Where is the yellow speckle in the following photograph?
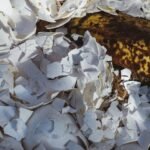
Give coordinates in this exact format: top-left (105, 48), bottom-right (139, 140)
top-left (144, 63), bottom-right (148, 72)
top-left (143, 56), bottom-right (150, 62)
top-left (133, 40), bottom-right (148, 51)
top-left (134, 57), bottom-right (139, 63)
top-left (136, 50), bottom-right (142, 55)
top-left (113, 43), bottom-right (117, 48)
top-left (118, 41), bottom-right (123, 49)
top-left (139, 40), bottom-right (145, 46)
top-left (116, 49), bottom-right (120, 55)
top-left (143, 46), bottom-right (148, 51)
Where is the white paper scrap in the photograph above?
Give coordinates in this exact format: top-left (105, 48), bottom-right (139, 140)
top-left (138, 130), bottom-right (150, 150)
top-left (88, 129), bottom-right (103, 143)
top-left (121, 68), bottom-right (131, 81)
top-left (84, 110), bottom-right (98, 130)
top-left (116, 127), bottom-right (138, 146)
top-left (0, 106), bottom-right (16, 127)
top-left (66, 140), bottom-right (84, 150)
top-left (19, 108), bottom-right (33, 123)
top-left (103, 128), bottom-right (115, 139)
top-left (49, 76), bottom-right (77, 91)
top-left (14, 85), bottom-right (37, 103)
top-left (62, 106), bottom-right (77, 114)
top-left (47, 62), bottom-right (63, 78)
top-left (51, 98), bottom-right (66, 112)
top-left (4, 119), bottom-right (27, 141)
top-left (107, 101), bottom-right (122, 120)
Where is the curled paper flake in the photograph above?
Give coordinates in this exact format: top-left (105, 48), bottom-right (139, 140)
top-left (97, 0), bottom-right (150, 19)
top-left (29, 0), bottom-right (88, 30)
top-left (142, 0), bottom-right (150, 19)
top-left (28, 0), bottom-right (58, 22)
top-left (0, 0), bottom-right (36, 45)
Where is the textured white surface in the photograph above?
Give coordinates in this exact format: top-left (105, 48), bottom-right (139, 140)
top-left (0, 1), bottom-right (150, 149)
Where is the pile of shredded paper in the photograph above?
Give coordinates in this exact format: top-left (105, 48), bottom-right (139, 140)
top-left (0, 0), bottom-right (150, 150)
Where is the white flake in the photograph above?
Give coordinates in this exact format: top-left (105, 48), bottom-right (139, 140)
top-left (88, 129), bottom-right (103, 143)
top-left (103, 128), bottom-right (115, 139)
top-left (66, 141), bottom-right (84, 150)
top-left (49, 76), bottom-right (77, 91)
top-left (107, 101), bottom-right (122, 120)
top-left (121, 68), bottom-right (131, 81)
top-left (51, 98), bottom-right (66, 112)
top-left (19, 108), bottom-right (33, 123)
top-left (116, 127), bottom-right (138, 146)
top-left (47, 62), bottom-right (63, 78)
top-left (62, 106), bottom-right (77, 114)
top-left (138, 130), bottom-right (150, 149)
top-left (14, 85), bottom-right (37, 103)
top-left (4, 119), bottom-right (27, 141)
top-left (0, 106), bottom-right (16, 127)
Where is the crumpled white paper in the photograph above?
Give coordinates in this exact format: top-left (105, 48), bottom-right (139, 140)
top-left (3, 31), bottom-right (112, 109)
top-left (0, 25), bottom-right (150, 149)
top-left (0, 31), bottom-right (114, 149)
top-left (0, 0), bottom-right (150, 59)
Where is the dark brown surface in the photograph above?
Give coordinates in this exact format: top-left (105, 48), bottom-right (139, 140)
top-left (66, 11), bottom-right (150, 81)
